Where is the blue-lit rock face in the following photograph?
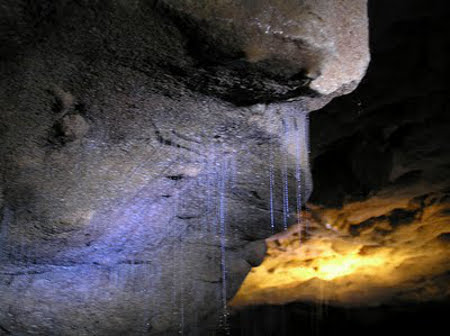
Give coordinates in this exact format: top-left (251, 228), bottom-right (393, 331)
top-left (0, 1), bottom-right (369, 335)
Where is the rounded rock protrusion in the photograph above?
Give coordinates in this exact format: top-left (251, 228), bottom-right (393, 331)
top-left (54, 114), bottom-right (89, 144)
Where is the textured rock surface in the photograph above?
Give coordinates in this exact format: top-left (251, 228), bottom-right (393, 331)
top-left (162, 0), bottom-right (369, 97)
top-left (233, 197), bottom-right (450, 306)
top-left (0, 1), bottom-right (369, 335)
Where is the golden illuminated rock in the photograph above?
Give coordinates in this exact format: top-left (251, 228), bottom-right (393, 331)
top-left (232, 192), bottom-right (450, 307)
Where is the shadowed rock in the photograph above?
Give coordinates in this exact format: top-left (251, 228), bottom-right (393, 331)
top-left (0, 1), bottom-right (369, 335)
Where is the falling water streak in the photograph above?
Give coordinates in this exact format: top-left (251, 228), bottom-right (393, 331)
top-left (230, 154), bottom-right (237, 189)
top-left (303, 112), bottom-right (312, 233)
top-left (293, 116), bottom-right (303, 240)
top-left (205, 158), bottom-right (213, 235)
top-left (305, 113), bottom-right (310, 155)
top-left (171, 248), bottom-right (177, 330)
top-left (203, 147), bottom-right (231, 332)
top-left (211, 150), bottom-right (220, 237)
top-left (218, 154), bottom-right (230, 334)
top-left (197, 172), bottom-right (206, 238)
top-left (176, 192), bottom-right (185, 336)
top-left (140, 263), bottom-right (152, 335)
top-left (179, 239), bottom-right (185, 336)
top-left (204, 153), bottom-right (210, 235)
top-left (215, 159), bottom-right (223, 240)
top-left (268, 142), bottom-right (275, 233)
top-left (171, 197), bottom-right (180, 333)
top-left (281, 117), bottom-right (290, 230)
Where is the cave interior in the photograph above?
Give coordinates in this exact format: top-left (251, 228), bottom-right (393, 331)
top-left (0, 0), bottom-right (449, 335)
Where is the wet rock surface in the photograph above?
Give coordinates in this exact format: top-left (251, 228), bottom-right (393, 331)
top-left (0, 1), bottom-right (369, 335)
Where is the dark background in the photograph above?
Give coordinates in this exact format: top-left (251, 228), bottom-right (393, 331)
top-left (230, 0), bottom-right (449, 335)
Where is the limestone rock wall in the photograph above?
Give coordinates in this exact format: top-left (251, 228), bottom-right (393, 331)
top-left (0, 1), bottom-right (369, 335)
